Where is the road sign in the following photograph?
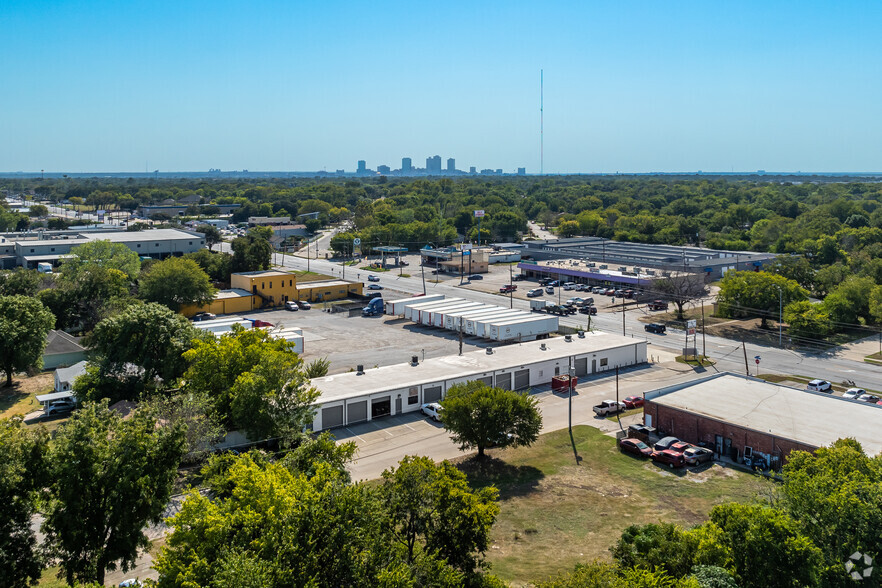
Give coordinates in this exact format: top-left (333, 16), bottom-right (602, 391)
top-left (686, 319), bottom-right (697, 328)
top-left (352, 238), bottom-right (361, 246)
top-left (474, 210), bottom-right (485, 218)
top-left (754, 355), bottom-right (761, 365)
top-left (687, 327), bottom-right (696, 336)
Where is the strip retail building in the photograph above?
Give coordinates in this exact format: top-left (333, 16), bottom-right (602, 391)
top-left (309, 333), bottom-right (647, 431)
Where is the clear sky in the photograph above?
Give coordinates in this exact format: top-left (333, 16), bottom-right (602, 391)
top-left (2, 1), bottom-right (880, 174)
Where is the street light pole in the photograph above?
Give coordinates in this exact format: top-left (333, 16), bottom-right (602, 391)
top-left (777, 286), bottom-right (782, 347)
top-left (568, 357), bottom-right (574, 433)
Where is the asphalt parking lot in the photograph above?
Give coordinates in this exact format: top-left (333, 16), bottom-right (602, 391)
top-left (236, 301), bottom-right (499, 375)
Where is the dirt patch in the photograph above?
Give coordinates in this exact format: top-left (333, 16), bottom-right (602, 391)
top-left (0, 372), bottom-right (54, 419)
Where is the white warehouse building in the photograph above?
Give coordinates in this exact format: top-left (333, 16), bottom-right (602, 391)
top-left (309, 332), bottom-right (647, 430)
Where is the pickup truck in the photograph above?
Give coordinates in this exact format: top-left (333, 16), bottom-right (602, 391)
top-left (593, 400), bottom-right (625, 416)
top-left (647, 300), bottom-right (669, 311)
top-left (499, 284), bottom-right (517, 293)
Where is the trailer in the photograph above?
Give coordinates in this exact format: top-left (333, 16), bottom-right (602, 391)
top-left (422, 302), bottom-right (484, 327)
top-left (487, 315), bottom-right (559, 342)
top-left (433, 303), bottom-right (490, 328)
top-left (530, 299), bottom-right (550, 311)
top-left (404, 298), bottom-right (463, 322)
top-left (442, 305), bottom-right (499, 330)
top-left (386, 294), bottom-right (445, 316)
top-left (467, 310), bottom-right (528, 336)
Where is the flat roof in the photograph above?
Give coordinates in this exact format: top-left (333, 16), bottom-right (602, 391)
top-left (22, 254), bottom-right (77, 262)
top-left (216, 288), bottom-right (253, 299)
top-left (647, 373), bottom-right (882, 456)
top-left (18, 238), bottom-right (90, 247)
top-left (297, 280), bottom-right (358, 289)
top-left (233, 270), bottom-right (292, 277)
top-left (36, 391), bottom-right (75, 403)
top-left (82, 229), bottom-right (202, 242)
top-left (311, 333), bottom-right (637, 403)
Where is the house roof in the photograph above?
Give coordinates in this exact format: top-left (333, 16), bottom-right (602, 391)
top-left (54, 360), bottom-right (88, 386)
top-left (45, 331), bottom-right (86, 356)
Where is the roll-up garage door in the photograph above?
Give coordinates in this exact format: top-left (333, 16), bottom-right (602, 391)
top-left (321, 405), bottom-right (344, 429)
top-left (575, 358), bottom-right (588, 377)
top-left (477, 376), bottom-right (493, 387)
top-left (347, 400), bottom-right (368, 424)
top-left (424, 386), bottom-right (442, 403)
top-left (495, 372), bottom-right (512, 390)
top-left (514, 369), bottom-right (530, 390)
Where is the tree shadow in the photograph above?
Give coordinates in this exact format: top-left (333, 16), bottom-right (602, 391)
top-left (569, 428), bottom-right (583, 466)
top-left (456, 456), bottom-right (545, 500)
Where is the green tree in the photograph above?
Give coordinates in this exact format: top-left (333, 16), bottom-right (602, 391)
top-left (766, 255), bottom-right (815, 290)
top-left (196, 224), bottom-right (222, 251)
top-left (229, 351), bottom-right (319, 442)
top-left (821, 275), bottom-right (875, 325)
top-left (154, 454), bottom-right (463, 588)
top-left (781, 439), bottom-right (882, 587)
top-left (0, 268), bottom-right (43, 297)
top-left (39, 265), bottom-right (132, 332)
top-left (687, 566), bottom-right (738, 588)
top-left (441, 381), bottom-right (542, 458)
top-left (62, 239), bottom-right (141, 279)
top-left (0, 295), bottom-right (55, 387)
top-left (185, 248), bottom-right (232, 283)
top-left (87, 302), bottom-right (199, 388)
top-left (654, 274), bottom-right (710, 321)
top-left (782, 300), bottom-right (833, 338)
top-left (28, 204), bottom-right (48, 217)
top-left (716, 271), bottom-right (808, 329)
top-left (535, 561), bottom-right (623, 588)
top-left (613, 523), bottom-right (699, 578)
top-left (557, 220), bottom-right (581, 237)
top-left (281, 431), bottom-right (357, 482)
top-left (231, 232), bottom-right (272, 272)
top-left (138, 256), bottom-right (216, 311)
top-left (182, 325), bottom-right (300, 425)
top-left (142, 391), bottom-right (225, 463)
top-left (380, 456), bottom-right (500, 575)
top-left (305, 356), bottom-right (331, 378)
top-left (0, 418), bottom-right (48, 588)
top-left (42, 400), bottom-right (185, 585)
top-left (708, 503), bottom-right (822, 588)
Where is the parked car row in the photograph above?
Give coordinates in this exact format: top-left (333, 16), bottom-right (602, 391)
top-left (619, 434), bottom-right (713, 468)
top-left (285, 300), bottom-right (312, 311)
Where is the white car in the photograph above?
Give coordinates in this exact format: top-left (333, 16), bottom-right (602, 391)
top-left (806, 379), bottom-right (832, 393)
top-left (421, 402), bottom-right (442, 421)
top-left (843, 388), bottom-right (867, 400)
top-left (46, 399), bottom-right (76, 415)
top-left (119, 580), bottom-right (140, 588)
top-left (285, 301), bottom-right (299, 311)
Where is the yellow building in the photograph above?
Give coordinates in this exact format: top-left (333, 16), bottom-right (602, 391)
top-left (230, 270), bottom-right (299, 306)
top-left (181, 271), bottom-right (364, 317)
top-left (296, 279), bottom-right (363, 302)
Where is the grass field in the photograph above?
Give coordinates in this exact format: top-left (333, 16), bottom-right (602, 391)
top-left (457, 426), bottom-right (767, 586)
top-left (0, 372), bottom-right (53, 419)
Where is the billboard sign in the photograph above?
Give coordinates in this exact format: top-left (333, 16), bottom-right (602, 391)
top-left (474, 210), bottom-right (485, 218)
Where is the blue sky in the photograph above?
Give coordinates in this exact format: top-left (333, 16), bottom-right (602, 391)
top-left (2, 1), bottom-right (880, 173)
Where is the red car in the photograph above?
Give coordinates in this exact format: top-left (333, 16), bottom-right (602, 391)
top-left (619, 438), bottom-right (653, 458)
top-left (499, 284), bottom-right (517, 293)
top-left (669, 441), bottom-right (692, 454)
top-left (623, 396), bottom-right (644, 409)
top-left (652, 449), bottom-right (686, 468)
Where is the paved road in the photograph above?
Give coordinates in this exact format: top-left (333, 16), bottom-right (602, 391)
top-left (255, 251), bottom-right (881, 391)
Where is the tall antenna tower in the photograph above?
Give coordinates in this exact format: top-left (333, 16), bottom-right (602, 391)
top-left (540, 69), bottom-right (544, 175)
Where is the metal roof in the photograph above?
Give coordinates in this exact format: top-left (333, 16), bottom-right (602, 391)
top-left (646, 373), bottom-right (882, 456)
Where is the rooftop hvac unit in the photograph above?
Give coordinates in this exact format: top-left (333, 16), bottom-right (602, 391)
top-left (599, 264), bottom-right (608, 269)
top-left (618, 266), bottom-right (627, 272)
top-left (587, 262), bottom-right (595, 267)
top-left (646, 270), bottom-right (656, 275)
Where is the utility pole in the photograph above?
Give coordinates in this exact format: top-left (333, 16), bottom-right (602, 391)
top-left (615, 366), bottom-right (623, 432)
top-left (458, 316), bottom-right (464, 356)
top-left (742, 342), bottom-right (749, 376)
top-left (568, 356), bottom-right (574, 433)
top-left (622, 298), bottom-right (626, 336)
top-left (701, 303), bottom-right (706, 358)
top-left (778, 286), bottom-right (783, 347)
top-left (421, 257), bottom-right (426, 295)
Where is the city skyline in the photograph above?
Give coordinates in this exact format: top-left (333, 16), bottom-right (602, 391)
top-left (2, 1), bottom-right (882, 173)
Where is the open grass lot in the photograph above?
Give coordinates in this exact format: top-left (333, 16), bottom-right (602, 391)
top-left (0, 372), bottom-right (54, 419)
top-left (457, 426), bottom-right (767, 587)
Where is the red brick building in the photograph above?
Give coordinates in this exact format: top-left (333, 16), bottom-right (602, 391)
top-left (643, 373), bottom-right (882, 470)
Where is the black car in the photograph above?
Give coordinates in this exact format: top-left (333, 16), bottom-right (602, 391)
top-left (579, 305), bottom-right (597, 315)
top-left (468, 274), bottom-right (483, 280)
top-left (644, 323), bottom-right (666, 334)
top-left (512, 274), bottom-right (526, 281)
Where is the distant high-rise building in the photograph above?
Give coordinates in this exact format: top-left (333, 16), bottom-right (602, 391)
top-left (469, 166), bottom-right (477, 174)
top-left (377, 165), bottom-right (391, 175)
top-left (517, 167), bottom-right (526, 176)
top-left (495, 169), bottom-right (503, 175)
top-left (426, 155), bottom-right (442, 174)
top-left (402, 157), bottom-right (412, 173)
top-left (357, 160), bottom-right (367, 174)
top-left (446, 158), bottom-right (455, 172)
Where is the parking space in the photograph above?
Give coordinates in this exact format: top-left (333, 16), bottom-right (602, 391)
top-left (227, 303), bottom-right (494, 375)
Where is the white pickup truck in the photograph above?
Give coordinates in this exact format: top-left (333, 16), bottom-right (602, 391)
top-left (593, 400), bottom-right (625, 416)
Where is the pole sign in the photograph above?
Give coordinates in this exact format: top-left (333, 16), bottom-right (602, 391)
top-left (754, 355), bottom-right (761, 366)
top-left (686, 319), bottom-right (697, 336)
top-left (352, 238), bottom-right (361, 246)
top-left (474, 210), bottom-right (485, 218)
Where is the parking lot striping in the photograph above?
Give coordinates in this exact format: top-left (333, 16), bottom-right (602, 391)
top-left (343, 428), bottom-right (366, 443)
